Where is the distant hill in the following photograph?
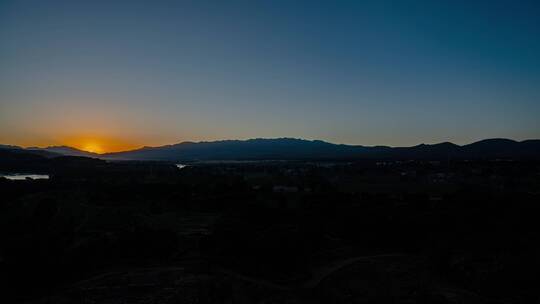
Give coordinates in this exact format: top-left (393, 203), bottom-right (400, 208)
top-left (0, 145), bottom-right (61, 159)
top-left (0, 144), bottom-right (23, 150)
top-left (2, 138), bottom-right (539, 162)
top-left (0, 145), bottom-right (100, 158)
top-left (0, 147), bottom-right (105, 173)
top-left (101, 138), bottom-right (540, 161)
top-left (102, 138), bottom-right (368, 161)
top-left (0, 147), bottom-right (58, 173)
top-left (38, 146), bottom-right (101, 158)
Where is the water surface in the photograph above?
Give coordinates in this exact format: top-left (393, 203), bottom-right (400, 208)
top-left (0, 174), bottom-right (49, 180)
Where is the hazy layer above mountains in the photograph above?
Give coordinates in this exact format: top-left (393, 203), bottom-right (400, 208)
top-left (2, 138), bottom-right (540, 161)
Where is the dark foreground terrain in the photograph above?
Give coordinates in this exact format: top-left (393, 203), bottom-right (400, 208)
top-left (1, 154), bottom-right (540, 303)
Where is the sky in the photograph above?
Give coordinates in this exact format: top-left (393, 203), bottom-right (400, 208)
top-left (1, 0), bottom-right (539, 152)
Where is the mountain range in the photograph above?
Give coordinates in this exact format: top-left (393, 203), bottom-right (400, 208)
top-left (1, 138), bottom-right (540, 161)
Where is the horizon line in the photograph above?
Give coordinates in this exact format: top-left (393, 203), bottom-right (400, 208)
top-left (2, 137), bottom-right (539, 155)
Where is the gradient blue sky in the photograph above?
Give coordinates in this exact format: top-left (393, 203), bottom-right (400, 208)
top-left (1, 0), bottom-right (539, 151)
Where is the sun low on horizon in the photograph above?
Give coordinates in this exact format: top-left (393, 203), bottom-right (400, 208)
top-left (80, 141), bottom-right (107, 154)
top-left (61, 137), bottom-right (142, 154)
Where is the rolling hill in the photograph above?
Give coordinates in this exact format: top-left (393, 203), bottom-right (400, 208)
top-left (101, 138), bottom-right (540, 161)
top-left (2, 138), bottom-right (539, 162)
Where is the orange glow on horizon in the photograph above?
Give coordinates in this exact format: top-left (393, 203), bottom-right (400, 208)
top-left (61, 136), bottom-right (141, 154)
top-left (81, 142), bottom-right (104, 154)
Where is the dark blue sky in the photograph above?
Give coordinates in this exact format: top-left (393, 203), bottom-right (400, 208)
top-left (1, 0), bottom-right (539, 151)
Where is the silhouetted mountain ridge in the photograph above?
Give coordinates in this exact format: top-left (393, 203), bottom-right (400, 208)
top-left (1, 138), bottom-right (539, 161)
top-left (100, 138), bottom-right (540, 161)
top-left (40, 146), bottom-right (100, 158)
